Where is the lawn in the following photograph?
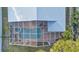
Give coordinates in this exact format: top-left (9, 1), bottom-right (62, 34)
top-left (3, 45), bottom-right (50, 52)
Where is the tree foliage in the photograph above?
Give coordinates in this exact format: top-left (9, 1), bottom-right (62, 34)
top-left (71, 10), bottom-right (79, 41)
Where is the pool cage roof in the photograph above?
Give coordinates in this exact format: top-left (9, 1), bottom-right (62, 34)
top-left (8, 7), bottom-right (65, 22)
top-left (8, 7), bottom-right (65, 47)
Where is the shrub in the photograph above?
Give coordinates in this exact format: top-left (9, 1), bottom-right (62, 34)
top-left (63, 27), bottom-right (72, 40)
top-left (50, 39), bottom-right (79, 52)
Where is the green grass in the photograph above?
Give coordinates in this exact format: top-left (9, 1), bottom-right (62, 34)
top-left (4, 45), bottom-right (50, 52)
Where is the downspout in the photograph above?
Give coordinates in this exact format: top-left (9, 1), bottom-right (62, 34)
top-left (0, 7), bottom-right (2, 52)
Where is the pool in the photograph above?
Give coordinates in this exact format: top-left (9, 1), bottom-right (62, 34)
top-left (15, 27), bottom-right (42, 39)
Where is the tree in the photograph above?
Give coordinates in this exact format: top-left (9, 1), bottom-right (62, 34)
top-left (71, 9), bottom-right (79, 41)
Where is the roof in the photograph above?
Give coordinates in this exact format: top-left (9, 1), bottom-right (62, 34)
top-left (8, 7), bottom-right (65, 22)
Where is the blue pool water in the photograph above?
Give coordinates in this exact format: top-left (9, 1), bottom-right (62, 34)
top-left (15, 27), bottom-right (42, 39)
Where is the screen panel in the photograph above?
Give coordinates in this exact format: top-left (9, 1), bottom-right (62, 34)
top-left (8, 7), bottom-right (37, 22)
top-left (0, 8), bottom-right (2, 51)
top-left (37, 7), bottom-right (65, 21)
